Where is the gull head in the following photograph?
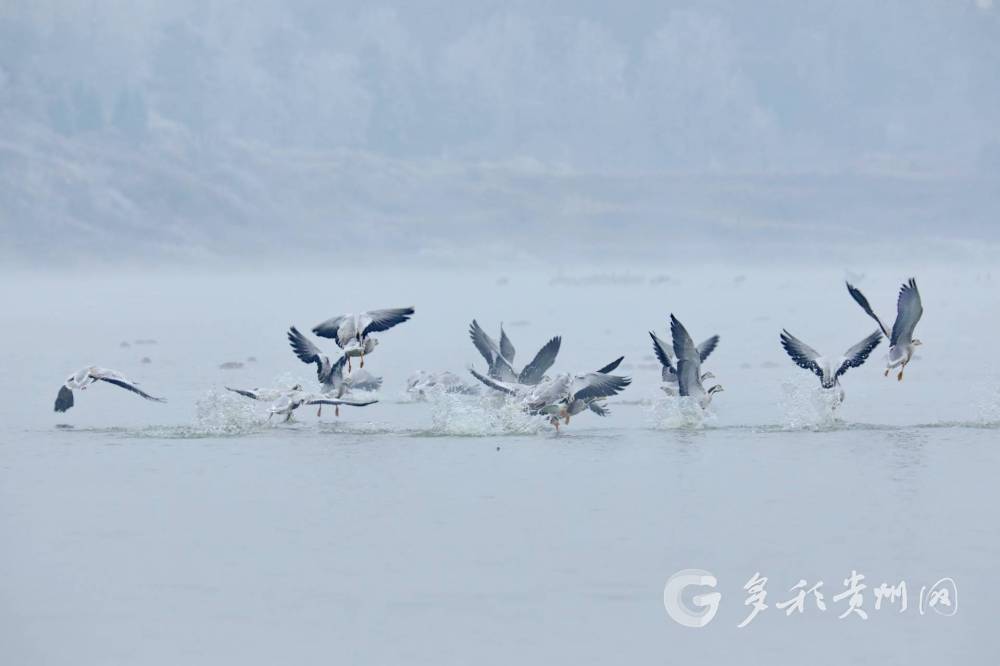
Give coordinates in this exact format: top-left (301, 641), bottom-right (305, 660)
top-left (912, 339), bottom-right (923, 347)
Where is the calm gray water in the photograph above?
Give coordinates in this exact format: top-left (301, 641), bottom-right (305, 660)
top-left (2, 267), bottom-right (997, 664)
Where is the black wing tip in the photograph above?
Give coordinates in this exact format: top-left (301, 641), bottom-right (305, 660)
top-left (54, 386), bottom-right (74, 412)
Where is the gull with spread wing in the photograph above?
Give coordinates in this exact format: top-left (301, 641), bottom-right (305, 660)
top-left (779, 329), bottom-right (882, 403)
top-left (469, 319), bottom-right (561, 385)
top-left (845, 278), bottom-right (923, 381)
top-left (669, 315), bottom-right (724, 409)
top-left (312, 307), bottom-right (415, 370)
top-left (470, 356), bottom-right (630, 431)
top-left (55, 366), bottom-right (166, 412)
top-left (650, 325), bottom-right (719, 395)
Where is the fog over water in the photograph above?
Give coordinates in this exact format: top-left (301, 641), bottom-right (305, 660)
top-left (2, 2), bottom-right (999, 664)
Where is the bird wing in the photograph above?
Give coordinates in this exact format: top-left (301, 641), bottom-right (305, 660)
top-left (588, 401), bottom-right (610, 417)
top-left (890, 278), bottom-right (923, 346)
top-left (92, 371), bottom-right (166, 402)
top-left (675, 359), bottom-right (702, 397)
top-left (361, 307), bottom-right (415, 337)
top-left (54, 385), bottom-right (74, 412)
top-left (527, 375), bottom-right (571, 408)
top-left (518, 336), bottom-right (561, 385)
top-left (595, 356), bottom-right (624, 374)
top-left (287, 326), bottom-right (336, 384)
top-left (670, 315), bottom-right (700, 363)
top-left (469, 319), bottom-right (500, 365)
top-left (570, 373), bottom-right (632, 402)
top-left (469, 368), bottom-right (520, 396)
top-left (649, 331), bottom-right (677, 382)
top-left (697, 335), bottom-right (720, 362)
top-left (499, 324), bottom-right (516, 364)
top-left (835, 330), bottom-right (883, 378)
top-left (490, 355), bottom-right (520, 383)
top-left (306, 397), bottom-right (378, 407)
top-left (779, 330), bottom-right (825, 381)
top-left (226, 386), bottom-right (259, 400)
top-left (846, 282), bottom-right (891, 339)
top-left (312, 314), bottom-right (350, 348)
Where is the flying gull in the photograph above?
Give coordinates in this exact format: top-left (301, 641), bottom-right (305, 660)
top-left (55, 367), bottom-right (166, 412)
top-left (288, 326), bottom-right (352, 416)
top-left (313, 307), bottom-right (415, 370)
top-left (779, 329), bottom-right (882, 403)
top-left (470, 357), bottom-right (630, 431)
top-left (227, 385), bottom-right (377, 422)
top-left (846, 278), bottom-right (923, 380)
top-left (650, 326), bottom-right (718, 395)
top-left (469, 319), bottom-right (561, 385)
top-left (669, 315), bottom-right (724, 409)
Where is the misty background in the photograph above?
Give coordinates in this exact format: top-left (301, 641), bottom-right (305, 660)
top-left (1, 0), bottom-right (999, 268)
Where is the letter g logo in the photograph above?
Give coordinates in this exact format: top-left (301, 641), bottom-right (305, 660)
top-left (663, 569), bottom-right (722, 628)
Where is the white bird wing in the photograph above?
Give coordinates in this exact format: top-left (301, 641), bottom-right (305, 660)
top-left (518, 336), bottom-right (562, 385)
top-left (697, 335), bottom-right (720, 362)
top-left (288, 326), bottom-right (341, 386)
top-left (569, 373), bottom-right (631, 401)
top-left (91, 368), bottom-right (165, 402)
top-left (469, 368), bottom-right (522, 396)
top-left (835, 329), bottom-right (883, 378)
top-left (469, 319), bottom-right (501, 365)
top-left (649, 331), bottom-right (677, 382)
top-left (312, 314), bottom-right (351, 348)
top-left (890, 278), bottom-right (923, 346)
top-left (361, 307), bottom-right (415, 337)
top-left (670, 315), bottom-right (704, 396)
top-left (226, 386), bottom-right (286, 402)
top-left (527, 375), bottom-right (571, 408)
top-left (779, 330), bottom-right (825, 382)
top-left (499, 324), bottom-right (516, 364)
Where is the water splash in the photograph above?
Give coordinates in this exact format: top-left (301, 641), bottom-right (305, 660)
top-left (647, 395), bottom-right (717, 429)
top-left (424, 391), bottom-right (544, 436)
top-left (190, 388), bottom-right (268, 436)
top-left (778, 381), bottom-right (844, 430)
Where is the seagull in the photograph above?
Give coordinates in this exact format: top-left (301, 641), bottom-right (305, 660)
top-left (779, 329), bottom-right (883, 403)
top-left (469, 319), bottom-right (561, 385)
top-left (267, 391), bottom-right (378, 423)
top-left (470, 357), bottom-right (630, 431)
top-left (846, 279), bottom-right (923, 380)
top-left (649, 326), bottom-right (719, 395)
top-left (288, 326), bottom-right (351, 416)
top-left (54, 367), bottom-right (166, 412)
top-left (669, 315), bottom-right (724, 409)
top-left (227, 385), bottom-right (377, 422)
top-left (312, 307), bottom-right (415, 370)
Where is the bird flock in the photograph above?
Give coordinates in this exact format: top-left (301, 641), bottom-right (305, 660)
top-left (54, 278), bottom-right (924, 429)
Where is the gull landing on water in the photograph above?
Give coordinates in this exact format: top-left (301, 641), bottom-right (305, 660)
top-left (226, 385), bottom-right (377, 422)
top-left (288, 326), bottom-right (351, 416)
top-left (470, 357), bottom-right (629, 432)
top-left (469, 319), bottom-right (561, 386)
top-left (779, 329), bottom-right (882, 404)
top-left (55, 367), bottom-right (166, 412)
top-left (669, 315), bottom-right (724, 409)
top-left (846, 279), bottom-right (923, 381)
top-left (312, 307), bottom-right (415, 370)
top-left (650, 326), bottom-right (719, 396)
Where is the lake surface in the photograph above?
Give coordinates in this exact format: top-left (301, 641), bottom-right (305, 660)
top-left (1, 266), bottom-right (997, 664)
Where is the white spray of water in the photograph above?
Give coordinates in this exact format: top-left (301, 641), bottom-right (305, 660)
top-left (646, 395), bottom-right (717, 429)
top-left (778, 381), bottom-right (843, 430)
top-left (192, 388), bottom-right (268, 436)
top-left (425, 391), bottom-right (544, 436)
